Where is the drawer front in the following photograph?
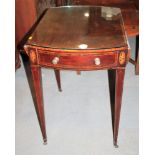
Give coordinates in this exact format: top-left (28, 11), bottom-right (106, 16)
top-left (38, 52), bottom-right (118, 70)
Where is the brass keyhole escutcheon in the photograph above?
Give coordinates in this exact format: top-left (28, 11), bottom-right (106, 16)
top-left (119, 52), bottom-right (126, 65)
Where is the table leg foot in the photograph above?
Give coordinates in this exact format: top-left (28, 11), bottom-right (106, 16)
top-left (43, 139), bottom-right (47, 145)
top-left (114, 142), bottom-right (119, 148)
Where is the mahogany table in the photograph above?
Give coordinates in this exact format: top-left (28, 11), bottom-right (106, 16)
top-left (23, 6), bottom-right (130, 147)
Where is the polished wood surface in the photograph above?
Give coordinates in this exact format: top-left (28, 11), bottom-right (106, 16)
top-left (121, 9), bottom-right (138, 37)
top-left (70, 0), bottom-right (134, 6)
top-left (108, 69), bottom-right (125, 147)
top-left (70, 0), bottom-right (139, 74)
top-left (66, 0), bottom-right (139, 37)
top-left (27, 6), bottom-right (127, 50)
top-left (15, 0), bottom-right (37, 70)
top-left (23, 6), bottom-right (129, 146)
top-left (56, 0), bottom-right (139, 74)
top-left (15, 0), bottom-right (57, 71)
top-left (15, 0), bottom-right (37, 43)
top-left (37, 48), bottom-right (119, 69)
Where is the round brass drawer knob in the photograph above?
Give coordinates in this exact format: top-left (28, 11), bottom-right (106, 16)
top-left (52, 57), bottom-right (59, 64)
top-left (94, 57), bottom-right (101, 65)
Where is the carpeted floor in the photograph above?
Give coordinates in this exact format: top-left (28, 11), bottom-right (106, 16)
top-left (15, 38), bottom-right (139, 155)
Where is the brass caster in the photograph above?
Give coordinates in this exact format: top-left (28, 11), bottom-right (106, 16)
top-left (43, 139), bottom-right (47, 145)
top-left (114, 142), bottom-right (119, 148)
top-left (59, 89), bottom-right (62, 92)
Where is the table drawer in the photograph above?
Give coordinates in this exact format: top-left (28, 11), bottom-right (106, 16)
top-left (38, 52), bottom-right (118, 70)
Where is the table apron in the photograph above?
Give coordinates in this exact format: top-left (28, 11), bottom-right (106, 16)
top-left (37, 52), bottom-right (120, 70)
